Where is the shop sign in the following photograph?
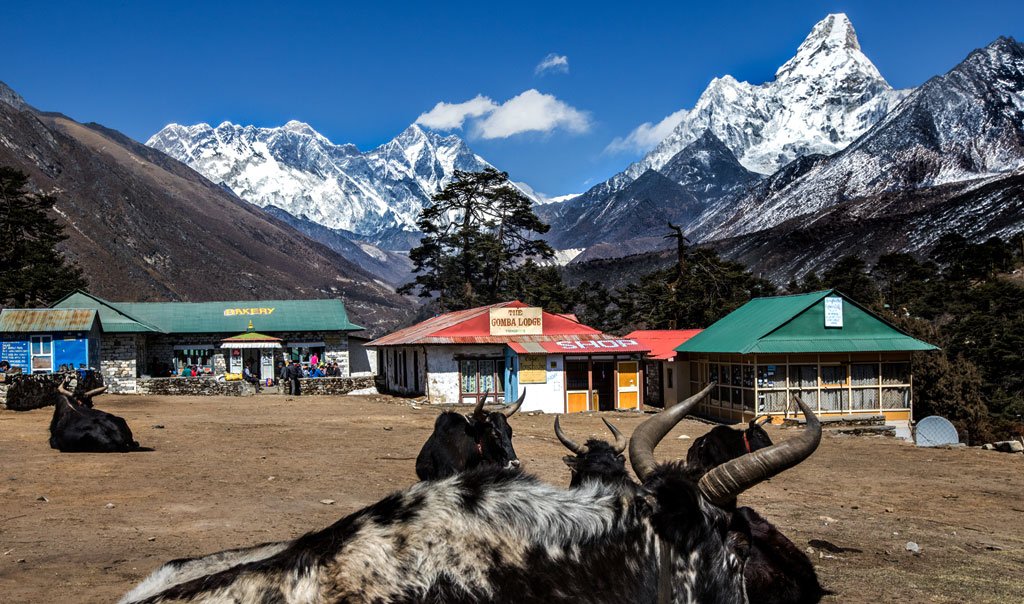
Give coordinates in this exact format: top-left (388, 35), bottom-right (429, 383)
top-left (519, 354), bottom-right (547, 384)
top-left (555, 339), bottom-right (640, 350)
top-left (1, 340), bottom-right (30, 370)
top-left (224, 307), bottom-right (275, 317)
top-left (489, 307), bottom-right (543, 335)
top-left (824, 297), bottom-right (843, 328)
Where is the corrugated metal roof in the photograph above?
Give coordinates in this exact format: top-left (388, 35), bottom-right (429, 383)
top-left (0, 308), bottom-right (99, 333)
top-left (367, 301), bottom-right (604, 346)
top-left (678, 290), bottom-right (938, 354)
top-left (52, 290), bottom-right (362, 333)
top-left (625, 330), bottom-right (703, 360)
top-left (510, 339), bottom-right (651, 354)
top-left (221, 332), bottom-right (283, 342)
top-left (53, 291), bottom-right (160, 333)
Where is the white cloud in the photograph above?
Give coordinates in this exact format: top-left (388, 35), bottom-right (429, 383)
top-left (535, 53), bottom-right (569, 75)
top-left (415, 95), bottom-right (497, 130)
top-left (474, 89), bottom-right (590, 139)
top-left (417, 90), bottom-right (590, 140)
top-left (605, 108), bottom-right (688, 154)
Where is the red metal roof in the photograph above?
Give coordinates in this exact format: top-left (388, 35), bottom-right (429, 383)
top-left (367, 301), bottom-right (603, 346)
top-left (509, 338), bottom-right (651, 355)
top-left (624, 330), bottom-right (703, 360)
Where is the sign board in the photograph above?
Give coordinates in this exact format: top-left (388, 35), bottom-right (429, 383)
top-left (518, 354), bottom-right (547, 383)
top-left (224, 307), bottom-right (275, 317)
top-left (1, 340), bottom-right (30, 370)
top-left (489, 307), bottom-right (543, 336)
top-left (555, 339), bottom-right (641, 351)
top-left (824, 297), bottom-right (843, 328)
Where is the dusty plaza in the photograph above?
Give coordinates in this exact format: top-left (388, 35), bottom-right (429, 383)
top-left (0, 394), bottom-right (1019, 603)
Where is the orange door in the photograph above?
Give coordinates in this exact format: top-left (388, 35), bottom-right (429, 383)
top-left (617, 361), bottom-right (639, 409)
top-left (566, 391), bottom-right (589, 413)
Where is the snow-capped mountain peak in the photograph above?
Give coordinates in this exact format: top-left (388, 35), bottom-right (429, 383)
top-left (147, 119), bottom-right (493, 248)
top-left (776, 13), bottom-right (863, 78)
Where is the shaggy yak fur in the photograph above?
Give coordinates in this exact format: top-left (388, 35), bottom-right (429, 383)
top-left (121, 466), bottom-right (751, 604)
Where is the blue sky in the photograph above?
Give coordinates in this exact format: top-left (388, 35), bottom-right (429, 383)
top-left (2, 0), bottom-right (1022, 196)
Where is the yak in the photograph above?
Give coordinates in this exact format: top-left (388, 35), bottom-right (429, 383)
top-left (686, 409), bottom-right (830, 604)
top-left (120, 384), bottom-right (822, 604)
top-left (686, 415), bottom-right (774, 478)
top-left (553, 415), bottom-right (631, 487)
top-left (414, 391), bottom-right (525, 480)
top-left (49, 378), bottom-right (143, 453)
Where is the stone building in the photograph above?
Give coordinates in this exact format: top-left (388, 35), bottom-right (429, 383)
top-left (50, 291), bottom-right (364, 393)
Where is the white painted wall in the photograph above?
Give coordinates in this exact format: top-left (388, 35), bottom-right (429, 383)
top-left (516, 354), bottom-right (565, 414)
top-left (422, 344), bottom-right (506, 405)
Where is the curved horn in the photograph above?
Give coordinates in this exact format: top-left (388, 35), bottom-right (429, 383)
top-left (554, 416), bottom-right (588, 455)
top-left (471, 391), bottom-right (489, 419)
top-left (84, 386), bottom-right (108, 398)
top-left (602, 418), bottom-right (627, 454)
top-left (499, 390), bottom-right (525, 417)
top-left (698, 394), bottom-right (821, 506)
top-left (629, 382), bottom-right (715, 482)
top-left (754, 415), bottom-right (771, 426)
top-left (57, 382), bottom-right (74, 398)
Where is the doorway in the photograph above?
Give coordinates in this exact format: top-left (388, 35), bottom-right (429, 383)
top-left (592, 361), bottom-right (615, 411)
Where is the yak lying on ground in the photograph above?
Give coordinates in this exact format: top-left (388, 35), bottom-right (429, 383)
top-left (121, 384), bottom-right (822, 604)
top-left (685, 406), bottom-right (830, 604)
top-left (414, 391), bottom-right (525, 480)
top-left (49, 379), bottom-right (142, 453)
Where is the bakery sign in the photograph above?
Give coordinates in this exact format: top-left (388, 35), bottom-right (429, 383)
top-left (224, 307), bottom-right (275, 317)
top-left (489, 307), bottom-right (543, 335)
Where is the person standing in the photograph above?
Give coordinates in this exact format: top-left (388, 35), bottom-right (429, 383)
top-left (290, 360), bottom-right (302, 396)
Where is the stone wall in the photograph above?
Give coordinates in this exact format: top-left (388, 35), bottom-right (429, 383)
top-left (137, 377), bottom-right (255, 396)
top-left (282, 376), bottom-right (374, 395)
top-left (101, 334), bottom-right (140, 394)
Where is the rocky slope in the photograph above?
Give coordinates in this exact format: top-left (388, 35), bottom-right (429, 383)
top-left (0, 81), bottom-right (413, 333)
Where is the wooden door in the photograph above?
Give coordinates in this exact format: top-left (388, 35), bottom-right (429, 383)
top-left (617, 361), bottom-right (639, 409)
top-left (566, 391), bottom-right (589, 413)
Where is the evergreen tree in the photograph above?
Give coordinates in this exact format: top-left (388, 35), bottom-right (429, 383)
top-left (399, 168), bottom-right (554, 311)
top-left (0, 166), bottom-right (87, 307)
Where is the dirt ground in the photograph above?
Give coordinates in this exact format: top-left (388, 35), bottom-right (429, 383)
top-left (0, 394), bottom-right (1022, 603)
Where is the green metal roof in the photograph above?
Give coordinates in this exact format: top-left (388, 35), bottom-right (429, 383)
top-left (677, 290), bottom-right (937, 354)
top-left (0, 308), bottom-right (100, 333)
top-left (52, 291), bottom-right (363, 334)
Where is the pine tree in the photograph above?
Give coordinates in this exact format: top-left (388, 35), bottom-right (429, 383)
top-left (0, 166), bottom-right (87, 307)
top-left (399, 168), bottom-right (554, 311)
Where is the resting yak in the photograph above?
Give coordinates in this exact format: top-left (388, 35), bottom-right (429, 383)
top-left (685, 405), bottom-right (830, 604)
top-left (414, 391), bottom-right (525, 480)
top-left (120, 384), bottom-right (822, 604)
top-left (49, 378), bottom-right (142, 453)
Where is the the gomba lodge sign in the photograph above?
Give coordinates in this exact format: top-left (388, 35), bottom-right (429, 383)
top-left (489, 307), bottom-right (543, 335)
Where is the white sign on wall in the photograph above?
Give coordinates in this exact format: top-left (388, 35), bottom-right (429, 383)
top-left (489, 307), bottom-right (543, 335)
top-left (824, 296), bottom-right (844, 328)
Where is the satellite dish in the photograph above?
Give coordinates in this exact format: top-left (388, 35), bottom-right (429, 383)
top-left (914, 416), bottom-right (959, 447)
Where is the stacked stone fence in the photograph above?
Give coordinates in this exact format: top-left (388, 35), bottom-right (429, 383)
top-left (137, 378), bottom-right (255, 396)
top-left (1, 371), bottom-right (105, 411)
top-left (279, 376), bottom-right (375, 396)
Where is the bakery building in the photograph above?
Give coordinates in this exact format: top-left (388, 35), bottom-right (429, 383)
top-left (47, 290), bottom-right (365, 392)
top-left (671, 290), bottom-right (937, 430)
top-left (367, 301), bottom-right (650, 413)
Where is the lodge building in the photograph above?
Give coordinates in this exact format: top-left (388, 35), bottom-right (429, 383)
top-left (367, 301), bottom-right (650, 413)
top-left (0, 290), bottom-right (369, 393)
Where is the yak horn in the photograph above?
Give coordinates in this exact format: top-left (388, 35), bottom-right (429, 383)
top-left (629, 382), bottom-right (715, 482)
top-left (698, 394), bottom-right (821, 506)
top-left (472, 391), bottom-right (489, 418)
top-left (754, 415), bottom-right (771, 426)
top-left (603, 418), bottom-right (627, 454)
top-left (500, 390), bottom-right (526, 417)
top-left (554, 416), bottom-right (588, 455)
top-left (57, 383), bottom-right (74, 397)
top-left (84, 386), bottom-right (108, 398)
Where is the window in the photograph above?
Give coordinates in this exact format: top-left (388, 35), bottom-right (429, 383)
top-left (820, 365), bottom-right (847, 387)
top-left (851, 363), bottom-right (879, 386)
top-left (667, 367), bottom-right (674, 389)
top-left (30, 335), bottom-right (53, 373)
top-left (288, 345), bottom-right (325, 365)
top-left (757, 364), bottom-right (785, 389)
top-left (174, 348), bottom-right (214, 374)
top-left (460, 359), bottom-right (506, 399)
top-left (566, 361), bottom-right (588, 391)
top-left (882, 363), bottom-right (910, 385)
top-left (709, 363), bottom-right (719, 384)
